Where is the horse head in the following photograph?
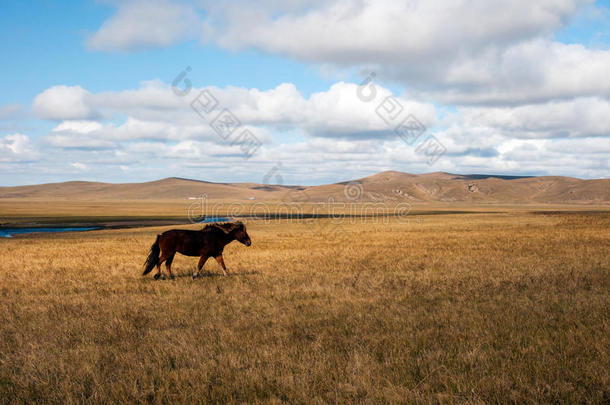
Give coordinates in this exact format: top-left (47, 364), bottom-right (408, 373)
top-left (233, 222), bottom-right (252, 246)
top-left (219, 221), bottom-right (251, 246)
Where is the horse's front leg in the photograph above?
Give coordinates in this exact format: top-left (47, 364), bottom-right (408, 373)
top-left (215, 255), bottom-right (228, 276)
top-left (193, 255), bottom-right (209, 279)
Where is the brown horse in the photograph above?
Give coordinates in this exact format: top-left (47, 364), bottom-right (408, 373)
top-left (142, 221), bottom-right (251, 279)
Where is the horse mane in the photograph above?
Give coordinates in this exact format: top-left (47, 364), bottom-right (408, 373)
top-left (201, 221), bottom-right (244, 234)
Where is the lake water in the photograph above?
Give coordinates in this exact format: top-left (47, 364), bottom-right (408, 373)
top-left (0, 218), bottom-right (231, 237)
top-left (0, 227), bottom-right (101, 238)
top-left (199, 217), bottom-right (230, 223)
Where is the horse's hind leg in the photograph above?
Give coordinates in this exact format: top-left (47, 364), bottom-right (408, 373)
top-left (165, 253), bottom-right (176, 279)
top-left (154, 261), bottom-right (162, 280)
top-left (155, 251), bottom-right (172, 280)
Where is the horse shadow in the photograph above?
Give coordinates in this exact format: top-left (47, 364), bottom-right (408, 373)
top-left (162, 270), bottom-right (260, 280)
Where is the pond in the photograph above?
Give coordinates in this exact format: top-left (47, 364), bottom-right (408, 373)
top-left (0, 227), bottom-right (101, 238)
top-left (198, 217), bottom-right (230, 223)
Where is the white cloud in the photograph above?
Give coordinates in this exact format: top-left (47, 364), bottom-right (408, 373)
top-left (547, 137), bottom-right (610, 154)
top-left (87, 0), bottom-right (200, 51)
top-left (203, 0), bottom-right (582, 59)
top-left (33, 85), bottom-right (92, 120)
top-left (418, 40), bottom-right (610, 105)
top-left (84, 0), bottom-right (610, 105)
top-left (0, 133), bottom-right (38, 162)
top-left (44, 134), bottom-right (117, 150)
top-left (53, 120), bottom-right (103, 134)
top-left (204, 81), bottom-right (435, 137)
top-left (425, 127), bottom-right (609, 178)
top-left (45, 120), bottom-right (115, 150)
top-left (34, 81), bottom-right (436, 142)
top-left (198, 0), bottom-right (609, 104)
top-left (71, 162), bottom-right (88, 170)
top-left (458, 97), bottom-right (610, 138)
top-left (5, 129), bottom-right (609, 185)
top-left (84, 0), bottom-right (610, 104)
top-left (23, 77), bottom-right (609, 180)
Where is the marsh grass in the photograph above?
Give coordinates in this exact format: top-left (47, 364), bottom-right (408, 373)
top-left (0, 212), bottom-right (608, 403)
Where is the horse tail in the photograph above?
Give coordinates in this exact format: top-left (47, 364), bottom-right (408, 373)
top-left (142, 234), bottom-right (161, 275)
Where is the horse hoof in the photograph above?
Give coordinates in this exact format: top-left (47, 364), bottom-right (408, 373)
top-left (154, 274), bottom-right (161, 280)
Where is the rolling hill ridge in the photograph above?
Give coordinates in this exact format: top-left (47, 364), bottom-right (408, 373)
top-left (0, 171), bottom-right (608, 204)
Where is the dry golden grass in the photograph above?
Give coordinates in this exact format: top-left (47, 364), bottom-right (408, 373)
top-left (0, 212), bottom-right (609, 403)
top-left (0, 199), bottom-right (188, 222)
top-left (2, 197), bottom-right (609, 225)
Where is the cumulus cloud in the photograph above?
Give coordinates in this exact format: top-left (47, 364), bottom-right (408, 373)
top-left (24, 76), bottom-right (609, 180)
top-left (202, 0), bottom-right (582, 61)
top-left (416, 39), bottom-right (610, 105)
top-left (203, 81), bottom-right (436, 138)
top-left (0, 133), bottom-right (38, 162)
top-left (71, 162), bottom-right (88, 171)
top-left (53, 120), bottom-right (103, 134)
top-left (7, 130), bottom-right (609, 185)
top-left (34, 81), bottom-right (436, 142)
top-left (84, 0), bottom-right (610, 105)
top-left (458, 97), bottom-right (610, 138)
top-left (44, 134), bottom-right (116, 150)
top-left (45, 120), bottom-right (114, 150)
top-left (200, 0), bottom-right (609, 104)
top-left (87, 0), bottom-right (200, 51)
top-left (33, 85), bottom-right (92, 120)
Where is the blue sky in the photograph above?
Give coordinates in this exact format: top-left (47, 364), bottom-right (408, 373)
top-left (1, 0), bottom-right (609, 186)
top-left (0, 1), bottom-right (335, 105)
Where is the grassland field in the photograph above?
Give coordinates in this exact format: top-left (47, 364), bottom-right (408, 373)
top-left (0, 201), bottom-right (608, 403)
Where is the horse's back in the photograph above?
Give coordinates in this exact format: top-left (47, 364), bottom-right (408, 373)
top-left (159, 229), bottom-right (203, 256)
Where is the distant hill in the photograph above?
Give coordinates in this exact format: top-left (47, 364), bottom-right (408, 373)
top-left (309, 171), bottom-right (610, 204)
top-left (0, 171), bottom-right (608, 204)
top-left (0, 177), bottom-right (294, 201)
